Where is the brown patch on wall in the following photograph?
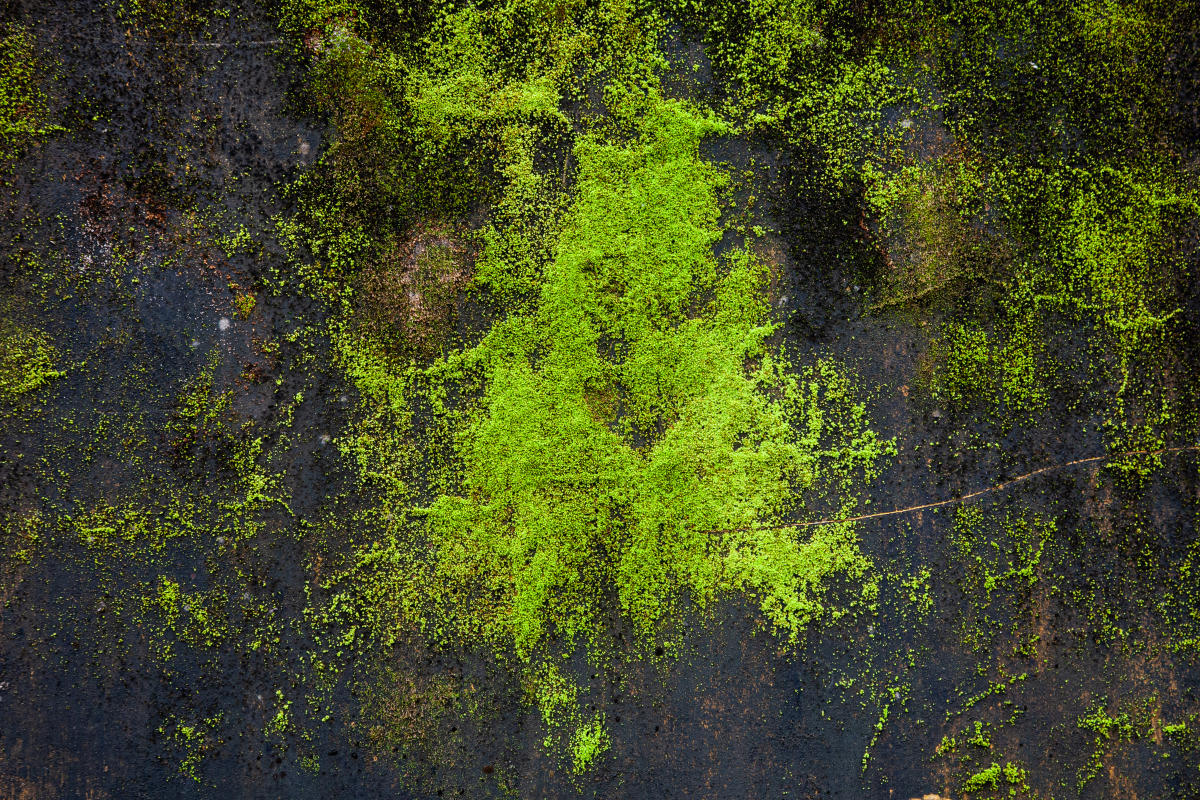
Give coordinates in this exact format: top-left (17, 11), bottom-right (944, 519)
top-left (356, 220), bottom-right (475, 360)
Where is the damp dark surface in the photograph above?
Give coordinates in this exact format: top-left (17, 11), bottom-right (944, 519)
top-left (2, 3), bottom-right (1200, 799)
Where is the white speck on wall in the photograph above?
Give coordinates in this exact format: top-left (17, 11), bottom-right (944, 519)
top-left (218, 317), bottom-right (231, 332)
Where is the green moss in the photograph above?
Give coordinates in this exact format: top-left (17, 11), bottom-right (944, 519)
top-left (910, 156), bottom-right (1198, 472)
top-left (1075, 698), bottom-right (1147, 789)
top-left (1163, 720), bottom-right (1188, 738)
top-left (422, 89), bottom-right (888, 648)
top-left (233, 290), bottom-right (257, 320)
top-left (667, 0), bottom-right (1198, 483)
top-left (473, 125), bottom-right (567, 302)
top-left (966, 719), bottom-right (992, 749)
top-left (961, 760), bottom-right (1035, 798)
top-left (277, 0), bottom-right (369, 36)
top-left (570, 717), bottom-right (610, 774)
top-left (404, 6), bottom-right (565, 146)
top-left (273, 0), bottom-right (667, 304)
top-left (158, 713), bottom-right (222, 783)
top-left (1159, 541), bottom-right (1200, 655)
top-left (861, 686), bottom-right (903, 772)
top-left (675, 0), bottom-right (905, 173)
top-left (315, 85), bottom-right (893, 770)
top-left (64, 0), bottom-right (1190, 786)
top-left (963, 762), bottom-right (1003, 792)
top-left (1006, 162), bottom-right (1199, 468)
top-left (865, 154), bottom-right (996, 308)
top-left (0, 24), bottom-right (60, 145)
top-left (166, 349), bottom-right (236, 464)
top-left (0, 324), bottom-right (64, 403)
top-left (1045, 165), bottom-right (1193, 346)
top-left (927, 322), bottom-right (1045, 418)
top-left (951, 507), bottom-right (1052, 653)
top-left (143, 576), bottom-right (232, 661)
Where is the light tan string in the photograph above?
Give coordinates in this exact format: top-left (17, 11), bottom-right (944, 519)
top-left (698, 445), bottom-right (1200, 536)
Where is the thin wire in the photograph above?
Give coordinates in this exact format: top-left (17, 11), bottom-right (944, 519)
top-left (698, 445), bottom-right (1200, 536)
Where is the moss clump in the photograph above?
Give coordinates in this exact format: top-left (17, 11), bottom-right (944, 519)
top-left (315, 85), bottom-right (893, 772)
top-left (233, 291), bottom-right (257, 320)
top-left (428, 84), bottom-right (889, 653)
top-left (961, 760), bottom-right (1036, 798)
top-left (949, 506), bottom-right (1052, 654)
top-left (1074, 699), bottom-right (1150, 789)
top-left (994, 161), bottom-right (1200, 469)
top-left (0, 325), bottom-right (64, 403)
top-left (926, 322), bottom-right (1045, 418)
top-left (0, 24), bottom-right (58, 145)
